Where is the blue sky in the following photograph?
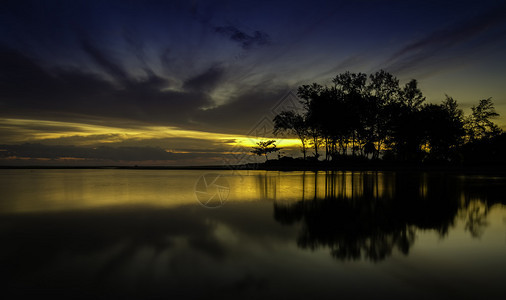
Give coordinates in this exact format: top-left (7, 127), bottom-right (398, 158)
top-left (1, 0), bottom-right (505, 165)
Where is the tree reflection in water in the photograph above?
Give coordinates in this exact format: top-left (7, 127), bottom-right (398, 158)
top-left (273, 171), bottom-right (505, 262)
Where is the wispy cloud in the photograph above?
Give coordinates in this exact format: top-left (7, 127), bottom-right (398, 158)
top-left (0, 142), bottom-right (239, 165)
top-left (183, 65), bottom-right (226, 93)
top-left (0, 143), bottom-right (176, 161)
top-left (0, 43), bottom-right (288, 136)
top-left (80, 37), bottom-right (131, 84)
top-left (214, 26), bottom-right (271, 50)
top-left (380, 3), bottom-right (506, 75)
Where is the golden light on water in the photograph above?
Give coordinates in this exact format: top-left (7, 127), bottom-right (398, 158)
top-left (0, 170), bottom-right (391, 214)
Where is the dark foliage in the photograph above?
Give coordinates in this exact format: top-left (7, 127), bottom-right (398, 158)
top-left (273, 171), bottom-right (505, 261)
top-left (272, 70), bottom-right (503, 165)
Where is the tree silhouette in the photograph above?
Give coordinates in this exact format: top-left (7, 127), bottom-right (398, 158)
top-left (400, 79), bottom-right (425, 109)
top-left (273, 111), bottom-right (309, 159)
top-left (465, 98), bottom-right (501, 142)
top-left (251, 140), bottom-right (281, 161)
top-left (422, 95), bottom-right (465, 162)
top-left (297, 83), bottom-right (326, 158)
top-left (383, 79), bottom-right (428, 161)
top-left (272, 70), bottom-right (503, 164)
top-left (364, 70), bottom-right (400, 159)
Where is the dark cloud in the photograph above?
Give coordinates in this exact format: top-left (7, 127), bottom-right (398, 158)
top-left (382, 3), bottom-right (506, 75)
top-left (0, 143), bottom-right (177, 161)
top-left (159, 48), bottom-right (174, 73)
top-left (183, 65), bottom-right (226, 93)
top-left (0, 47), bottom-right (118, 113)
top-left (122, 27), bottom-right (147, 66)
top-left (0, 46), bottom-right (213, 128)
top-left (30, 135), bottom-right (234, 153)
top-left (80, 37), bottom-right (131, 84)
top-left (0, 43), bottom-right (290, 136)
top-left (0, 141), bottom-right (241, 165)
top-left (0, 121), bottom-right (85, 135)
top-left (22, 134), bottom-right (126, 147)
top-left (194, 83), bottom-right (290, 135)
top-left (0, 47), bottom-right (63, 105)
top-left (214, 26), bottom-right (270, 50)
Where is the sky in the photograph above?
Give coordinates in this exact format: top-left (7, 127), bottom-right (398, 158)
top-left (1, 0), bottom-right (506, 166)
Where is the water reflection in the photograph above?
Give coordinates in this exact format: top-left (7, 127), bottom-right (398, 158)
top-left (0, 170), bottom-right (505, 299)
top-left (271, 171), bottom-right (506, 261)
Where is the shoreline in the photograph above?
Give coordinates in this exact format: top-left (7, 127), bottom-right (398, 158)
top-left (1, 162), bottom-right (505, 175)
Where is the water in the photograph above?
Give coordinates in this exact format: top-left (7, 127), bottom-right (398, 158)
top-left (0, 169), bottom-right (505, 299)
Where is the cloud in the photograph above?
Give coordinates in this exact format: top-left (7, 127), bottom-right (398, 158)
top-left (0, 46), bottom-right (211, 127)
top-left (0, 42), bottom-right (291, 137)
top-left (183, 65), bottom-right (226, 93)
top-left (381, 3), bottom-right (506, 76)
top-left (32, 135), bottom-right (236, 153)
top-left (0, 143), bottom-right (243, 165)
top-left (214, 26), bottom-right (270, 50)
top-left (193, 82), bottom-right (290, 135)
top-left (0, 143), bottom-right (175, 161)
top-left (80, 37), bottom-right (131, 84)
top-left (0, 121), bottom-right (85, 135)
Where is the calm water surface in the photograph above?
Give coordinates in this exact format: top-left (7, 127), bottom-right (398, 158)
top-left (1, 169), bottom-right (505, 299)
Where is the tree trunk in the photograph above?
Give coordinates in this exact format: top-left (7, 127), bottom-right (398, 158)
top-left (352, 132), bottom-right (356, 156)
top-left (313, 134), bottom-right (319, 159)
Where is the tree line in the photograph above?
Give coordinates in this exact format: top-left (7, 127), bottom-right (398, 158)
top-left (267, 70), bottom-right (503, 164)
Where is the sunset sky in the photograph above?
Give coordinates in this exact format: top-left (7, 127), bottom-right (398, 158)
top-left (1, 0), bottom-right (505, 165)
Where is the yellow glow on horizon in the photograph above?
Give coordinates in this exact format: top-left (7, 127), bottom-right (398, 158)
top-left (0, 117), bottom-right (302, 149)
top-left (231, 137), bottom-right (301, 148)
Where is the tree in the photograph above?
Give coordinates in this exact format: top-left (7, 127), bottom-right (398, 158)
top-left (368, 70), bottom-right (400, 105)
top-left (421, 96), bottom-right (465, 162)
top-left (332, 72), bottom-right (368, 156)
top-left (273, 111), bottom-right (309, 159)
top-left (332, 71), bottom-right (367, 95)
top-left (400, 79), bottom-right (425, 110)
top-left (385, 79), bottom-right (427, 161)
top-left (273, 70), bottom-right (502, 165)
top-left (465, 98), bottom-right (501, 142)
top-left (366, 70), bottom-right (401, 159)
top-left (251, 140), bottom-right (281, 162)
top-left (299, 85), bottom-right (335, 159)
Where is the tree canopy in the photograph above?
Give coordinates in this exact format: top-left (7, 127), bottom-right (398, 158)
top-left (251, 140), bottom-right (281, 161)
top-left (272, 70), bottom-right (503, 165)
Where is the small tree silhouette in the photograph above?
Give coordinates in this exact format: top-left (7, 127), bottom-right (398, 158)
top-left (251, 140), bottom-right (281, 162)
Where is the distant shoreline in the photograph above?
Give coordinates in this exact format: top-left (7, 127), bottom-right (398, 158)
top-left (1, 162), bottom-right (505, 175)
